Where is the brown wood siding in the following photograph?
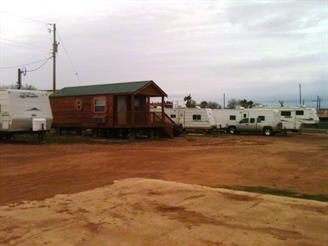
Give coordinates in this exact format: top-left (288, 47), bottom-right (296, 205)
top-left (50, 95), bottom-right (114, 128)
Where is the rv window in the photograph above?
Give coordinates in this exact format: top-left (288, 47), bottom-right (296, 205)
top-left (296, 110), bottom-right (304, 116)
top-left (257, 116), bottom-right (265, 122)
top-left (239, 118), bottom-right (248, 124)
top-left (192, 114), bottom-right (201, 121)
top-left (250, 118), bottom-right (255, 123)
top-left (229, 115), bottom-right (236, 120)
top-left (281, 111), bottom-right (291, 117)
top-left (170, 114), bottom-right (176, 118)
top-left (94, 97), bottom-right (106, 113)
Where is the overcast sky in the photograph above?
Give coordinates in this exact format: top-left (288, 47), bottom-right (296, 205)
top-left (0, 0), bottom-right (327, 106)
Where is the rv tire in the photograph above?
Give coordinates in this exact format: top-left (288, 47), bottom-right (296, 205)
top-left (263, 127), bottom-right (273, 136)
top-left (228, 126), bottom-right (237, 135)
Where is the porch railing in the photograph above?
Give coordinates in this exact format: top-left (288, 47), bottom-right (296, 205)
top-left (116, 111), bottom-right (172, 127)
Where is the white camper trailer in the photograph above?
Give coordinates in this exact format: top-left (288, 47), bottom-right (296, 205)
top-left (159, 107), bottom-right (217, 133)
top-left (273, 107), bottom-right (320, 131)
top-left (212, 109), bottom-right (241, 129)
top-left (0, 89), bottom-right (53, 140)
top-left (212, 108), bottom-right (283, 136)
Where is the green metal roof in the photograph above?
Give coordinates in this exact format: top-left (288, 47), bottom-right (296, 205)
top-left (51, 80), bottom-right (165, 97)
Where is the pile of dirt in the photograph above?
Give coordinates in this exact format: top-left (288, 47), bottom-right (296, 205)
top-left (1, 178), bottom-right (327, 246)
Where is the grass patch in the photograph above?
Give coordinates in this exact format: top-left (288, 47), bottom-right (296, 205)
top-left (222, 185), bottom-right (328, 202)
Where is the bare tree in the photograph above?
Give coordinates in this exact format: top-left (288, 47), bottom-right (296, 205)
top-left (184, 94), bottom-right (196, 108)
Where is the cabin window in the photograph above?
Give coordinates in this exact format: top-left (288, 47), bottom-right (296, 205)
top-left (192, 114), bottom-right (201, 121)
top-left (75, 99), bottom-right (83, 111)
top-left (134, 97), bottom-right (143, 110)
top-left (250, 118), bottom-right (255, 123)
top-left (229, 115), bottom-right (236, 120)
top-left (94, 97), bottom-right (106, 113)
top-left (281, 111), bottom-right (291, 117)
top-left (243, 114), bottom-right (247, 118)
top-left (257, 116), bottom-right (265, 122)
top-left (170, 114), bottom-right (176, 118)
top-left (296, 110), bottom-right (304, 116)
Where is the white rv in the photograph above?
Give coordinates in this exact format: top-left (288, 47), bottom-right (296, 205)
top-left (212, 109), bottom-right (242, 129)
top-left (212, 108), bottom-right (283, 136)
top-left (0, 89), bottom-right (53, 139)
top-left (154, 107), bottom-right (217, 133)
top-left (273, 107), bottom-right (320, 131)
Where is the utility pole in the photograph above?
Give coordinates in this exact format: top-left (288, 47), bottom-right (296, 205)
top-left (17, 68), bottom-right (26, 89)
top-left (17, 68), bottom-right (22, 89)
top-left (223, 93), bottom-right (225, 109)
top-left (317, 96), bottom-right (321, 110)
top-left (52, 23), bottom-right (59, 93)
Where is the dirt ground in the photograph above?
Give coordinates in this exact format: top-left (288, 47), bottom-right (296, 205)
top-left (0, 132), bottom-right (328, 245)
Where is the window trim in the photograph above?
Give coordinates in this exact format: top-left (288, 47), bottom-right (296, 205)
top-left (296, 110), bottom-right (304, 116)
top-left (229, 115), bottom-right (236, 120)
top-left (257, 115), bottom-right (265, 122)
top-left (281, 111), bottom-right (291, 117)
top-left (192, 114), bottom-right (201, 121)
top-left (93, 97), bottom-right (107, 113)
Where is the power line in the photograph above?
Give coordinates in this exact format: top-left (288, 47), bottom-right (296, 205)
top-left (26, 56), bottom-right (52, 72)
top-left (57, 30), bottom-right (82, 83)
top-left (0, 36), bottom-right (49, 53)
top-left (0, 10), bottom-right (51, 25)
top-left (0, 56), bottom-right (51, 69)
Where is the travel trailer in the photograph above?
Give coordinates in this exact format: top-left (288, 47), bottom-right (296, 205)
top-left (273, 107), bottom-right (320, 131)
top-left (0, 89), bottom-right (53, 140)
top-left (212, 108), bottom-right (283, 136)
top-left (212, 109), bottom-right (241, 129)
top-left (153, 107), bottom-right (217, 133)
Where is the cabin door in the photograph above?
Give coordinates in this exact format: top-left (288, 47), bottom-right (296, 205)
top-left (117, 96), bottom-right (128, 125)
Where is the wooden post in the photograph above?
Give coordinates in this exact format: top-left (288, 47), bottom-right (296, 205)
top-left (131, 95), bottom-right (135, 126)
top-left (161, 96), bottom-right (165, 123)
top-left (146, 97), bottom-right (150, 124)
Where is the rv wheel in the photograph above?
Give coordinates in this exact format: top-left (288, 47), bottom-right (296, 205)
top-left (263, 127), bottom-right (273, 136)
top-left (228, 126), bottom-right (237, 135)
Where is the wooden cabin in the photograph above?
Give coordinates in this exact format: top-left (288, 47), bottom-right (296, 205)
top-left (49, 80), bottom-right (175, 138)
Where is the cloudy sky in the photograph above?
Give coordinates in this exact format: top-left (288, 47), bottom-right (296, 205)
top-left (0, 0), bottom-right (327, 106)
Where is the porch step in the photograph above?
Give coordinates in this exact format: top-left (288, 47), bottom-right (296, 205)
top-left (162, 125), bottom-right (174, 138)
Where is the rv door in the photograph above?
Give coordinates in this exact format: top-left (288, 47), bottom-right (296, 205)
top-left (177, 110), bottom-right (185, 127)
top-left (1, 114), bottom-right (10, 130)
